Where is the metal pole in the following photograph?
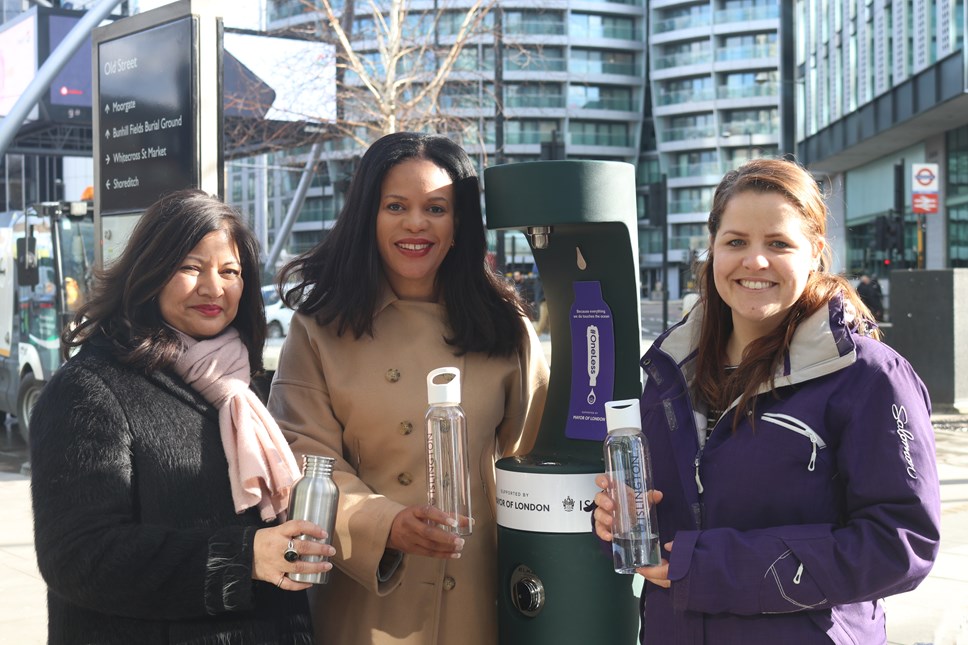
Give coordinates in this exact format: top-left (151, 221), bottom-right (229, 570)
top-left (263, 141), bottom-right (323, 274)
top-left (493, 3), bottom-right (506, 274)
top-left (917, 213), bottom-right (925, 269)
top-left (661, 197), bottom-right (669, 330)
top-left (0, 0), bottom-right (126, 158)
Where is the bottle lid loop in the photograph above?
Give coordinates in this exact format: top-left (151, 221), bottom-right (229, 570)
top-left (427, 367), bottom-right (461, 405)
top-left (604, 399), bottom-right (641, 433)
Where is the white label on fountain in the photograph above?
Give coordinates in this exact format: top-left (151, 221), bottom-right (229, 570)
top-left (495, 470), bottom-right (601, 533)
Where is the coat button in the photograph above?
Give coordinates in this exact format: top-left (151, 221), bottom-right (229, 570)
top-left (386, 368), bottom-right (401, 383)
top-left (399, 421), bottom-right (414, 435)
top-left (397, 472), bottom-right (413, 486)
top-left (443, 576), bottom-right (456, 591)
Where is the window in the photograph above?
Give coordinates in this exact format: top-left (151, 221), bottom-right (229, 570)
top-left (569, 13), bottom-right (636, 40)
top-left (503, 46), bottom-right (566, 72)
top-left (506, 120), bottom-right (560, 145)
top-left (568, 85), bottom-right (633, 111)
top-left (505, 83), bottom-right (564, 108)
top-left (505, 10), bottom-right (565, 36)
top-left (570, 49), bottom-right (638, 75)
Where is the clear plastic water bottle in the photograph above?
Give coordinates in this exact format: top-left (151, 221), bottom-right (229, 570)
top-left (604, 399), bottom-right (660, 572)
top-left (426, 367), bottom-right (472, 536)
top-left (287, 454), bottom-right (338, 584)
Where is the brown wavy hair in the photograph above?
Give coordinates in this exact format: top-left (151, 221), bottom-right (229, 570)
top-left (63, 189), bottom-right (267, 373)
top-left (693, 159), bottom-right (879, 427)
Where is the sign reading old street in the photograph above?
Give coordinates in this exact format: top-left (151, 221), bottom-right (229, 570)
top-left (98, 17), bottom-right (195, 214)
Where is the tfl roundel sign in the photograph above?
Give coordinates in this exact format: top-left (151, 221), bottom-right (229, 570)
top-left (911, 163), bottom-right (939, 214)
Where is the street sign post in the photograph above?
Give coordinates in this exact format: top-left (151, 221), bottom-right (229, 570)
top-left (911, 163), bottom-right (939, 269)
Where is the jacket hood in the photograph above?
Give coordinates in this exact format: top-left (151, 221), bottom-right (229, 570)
top-left (651, 293), bottom-right (858, 405)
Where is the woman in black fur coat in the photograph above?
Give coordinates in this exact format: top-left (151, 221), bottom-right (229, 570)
top-left (29, 190), bottom-right (332, 644)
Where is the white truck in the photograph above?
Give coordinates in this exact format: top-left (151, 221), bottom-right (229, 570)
top-left (0, 201), bottom-right (94, 442)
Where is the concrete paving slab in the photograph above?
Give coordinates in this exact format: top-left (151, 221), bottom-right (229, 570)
top-left (3, 428), bottom-right (967, 644)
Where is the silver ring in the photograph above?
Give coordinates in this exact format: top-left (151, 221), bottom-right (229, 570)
top-left (284, 539), bottom-right (299, 563)
top-left (276, 573), bottom-right (286, 587)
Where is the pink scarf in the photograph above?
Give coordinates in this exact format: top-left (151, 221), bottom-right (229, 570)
top-left (172, 328), bottom-right (300, 522)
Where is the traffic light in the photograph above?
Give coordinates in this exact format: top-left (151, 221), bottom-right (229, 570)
top-left (894, 163), bottom-right (905, 216)
top-left (892, 214), bottom-right (905, 255)
top-left (874, 215), bottom-right (889, 250)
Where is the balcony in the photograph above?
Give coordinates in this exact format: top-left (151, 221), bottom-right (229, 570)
top-left (660, 124), bottom-right (718, 142)
top-left (507, 56), bottom-right (566, 73)
top-left (669, 197), bottom-right (712, 215)
top-left (569, 131), bottom-right (633, 147)
top-left (667, 160), bottom-right (724, 179)
top-left (653, 49), bottom-right (713, 70)
top-left (505, 21), bottom-right (567, 36)
top-left (714, 43), bottom-right (778, 63)
top-left (569, 59), bottom-right (641, 76)
top-left (714, 5), bottom-right (780, 24)
top-left (655, 86), bottom-right (716, 106)
top-left (569, 96), bottom-right (635, 111)
top-left (652, 13), bottom-right (712, 35)
top-left (505, 94), bottom-right (567, 109)
top-left (570, 25), bottom-right (639, 40)
top-left (716, 83), bottom-right (778, 100)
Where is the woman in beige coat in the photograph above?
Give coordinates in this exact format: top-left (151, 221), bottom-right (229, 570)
top-left (268, 132), bottom-right (549, 645)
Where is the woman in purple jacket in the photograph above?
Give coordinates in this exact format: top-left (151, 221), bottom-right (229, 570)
top-left (594, 158), bottom-right (940, 644)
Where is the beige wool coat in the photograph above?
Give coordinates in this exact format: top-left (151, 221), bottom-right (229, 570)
top-left (269, 290), bottom-right (549, 645)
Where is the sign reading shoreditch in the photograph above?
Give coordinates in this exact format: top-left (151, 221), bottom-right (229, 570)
top-left (98, 17), bottom-right (195, 214)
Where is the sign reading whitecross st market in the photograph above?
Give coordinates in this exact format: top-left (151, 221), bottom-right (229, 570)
top-left (98, 17), bottom-right (195, 214)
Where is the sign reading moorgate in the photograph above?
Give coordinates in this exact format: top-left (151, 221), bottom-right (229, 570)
top-left (98, 17), bottom-right (195, 214)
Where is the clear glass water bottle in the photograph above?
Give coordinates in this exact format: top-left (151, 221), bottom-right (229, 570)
top-left (604, 399), bottom-right (661, 572)
top-left (287, 454), bottom-right (338, 584)
top-left (426, 367), bottom-right (472, 536)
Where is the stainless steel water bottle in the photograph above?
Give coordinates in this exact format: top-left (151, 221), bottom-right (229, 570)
top-left (426, 367), bottom-right (473, 536)
top-left (287, 454), bottom-right (338, 584)
top-left (604, 399), bottom-right (661, 572)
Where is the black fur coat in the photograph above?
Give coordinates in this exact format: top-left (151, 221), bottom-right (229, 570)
top-left (29, 341), bottom-right (312, 644)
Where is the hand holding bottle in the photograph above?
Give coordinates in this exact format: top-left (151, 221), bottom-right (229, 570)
top-left (593, 474), bottom-right (671, 588)
top-left (388, 504), bottom-right (466, 558)
top-left (592, 474), bottom-right (664, 541)
top-left (252, 520), bottom-right (335, 591)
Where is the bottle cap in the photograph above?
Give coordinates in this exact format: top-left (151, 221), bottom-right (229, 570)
top-left (605, 399), bottom-right (641, 433)
top-left (427, 367), bottom-right (461, 405)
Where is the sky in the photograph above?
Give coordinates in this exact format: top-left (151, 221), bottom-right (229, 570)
top-left (132, 0), bottom-right (264, 30)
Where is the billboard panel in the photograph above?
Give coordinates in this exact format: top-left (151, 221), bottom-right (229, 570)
top-left (223, 32), bottom-right (335, 124)
top-left (0, 12), bottom-right (38, 120)
top-left (46, 13), bottom-right (93, 121)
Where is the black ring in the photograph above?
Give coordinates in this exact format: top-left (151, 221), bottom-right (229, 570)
top-left (284, 540), bottom-right (299, 563)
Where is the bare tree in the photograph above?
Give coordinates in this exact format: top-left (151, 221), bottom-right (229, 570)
top-left (276, 0), bottom-right (496, 147)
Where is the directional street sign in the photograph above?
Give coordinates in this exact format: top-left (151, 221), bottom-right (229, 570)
top-left (97, 17), bottom-right (196, 214)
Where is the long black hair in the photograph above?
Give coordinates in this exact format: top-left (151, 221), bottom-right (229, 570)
top-left (279, 132), bottom-right (526, 356)
top-left (63, 189), bottom-right (266, 372)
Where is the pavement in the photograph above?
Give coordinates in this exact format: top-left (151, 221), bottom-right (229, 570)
top-left (2, 388), bottom-right (967, 643)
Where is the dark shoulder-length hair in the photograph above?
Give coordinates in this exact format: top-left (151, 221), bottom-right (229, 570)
top-left (693, 158), bottom-right (878, 425)
top-left (63, 189), bottom-right (267, 372)
top-left (279, 131), bottom-right (526, 357)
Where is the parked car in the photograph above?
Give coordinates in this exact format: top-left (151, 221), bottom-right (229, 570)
top-left (262, 285), bottom-right (295, 338)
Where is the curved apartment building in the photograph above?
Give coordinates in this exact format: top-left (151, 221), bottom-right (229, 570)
top-left (648, 0), bottom-right (783, 296)
top-left (232, 0), bottom-right (649, 271)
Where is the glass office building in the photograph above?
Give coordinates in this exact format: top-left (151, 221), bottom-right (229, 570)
top-left (796, 0), bottom-right (968, 275)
